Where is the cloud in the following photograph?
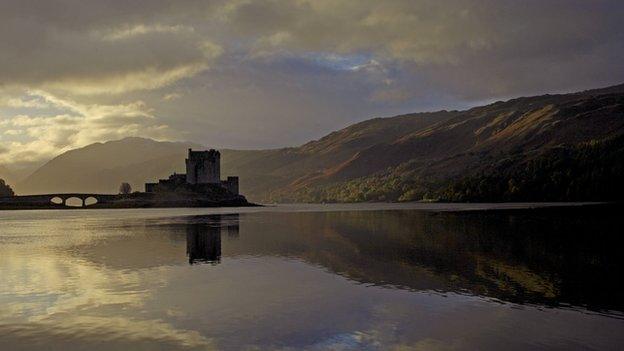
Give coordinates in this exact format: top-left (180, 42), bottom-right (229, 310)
top-left (0, 91), bottom-right (178, 167)
top-left (42, 62), bottom-right (211, 96)
top-left (163, 93), bottom-right (182, 101)
top-left (98, 24), bottom-right (195, 41)
top-left (0, 0), bottom-right (622, 169)
top-left (0, 1), bottom-right (222, 95)
top-left (217, 0), bottom-right (624, 97)
top-left (2, 0), bottom-right (621, 98)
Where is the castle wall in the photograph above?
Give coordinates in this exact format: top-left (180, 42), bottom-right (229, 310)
top-left (196, 158), bottom-right (220, 184)
top-left (220, 176), bottom-right (239, 195)
top-left (145, 183), bottom-right (156, 193)
top-left (185, 158), bottom-right (196, 184)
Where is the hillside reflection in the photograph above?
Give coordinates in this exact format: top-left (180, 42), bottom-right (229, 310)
top-left (172, 207), bottom-right (623, 312)
top-left (2, 206), bottom-right (623, 350)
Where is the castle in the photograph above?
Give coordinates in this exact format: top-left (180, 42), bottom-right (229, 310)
top-left (145, 149), bottom-right (239, 195)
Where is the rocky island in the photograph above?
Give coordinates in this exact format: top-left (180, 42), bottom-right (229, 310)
top-left (0, 149), bottom-right (254, 210)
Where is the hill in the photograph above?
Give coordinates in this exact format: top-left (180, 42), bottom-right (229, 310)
top-left (280, 84), bottom-right (624, 202)
top-left (14, 84), bottom-right (624, 202)
top-left (16, 138), bottom-right (203, 195)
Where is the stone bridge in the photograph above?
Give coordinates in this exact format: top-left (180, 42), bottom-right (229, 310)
top-left (0, 193), bottom-right (119, 208)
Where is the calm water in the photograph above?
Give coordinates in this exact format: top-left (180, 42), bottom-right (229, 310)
top-left (1, 203), bottom-right (623, 350)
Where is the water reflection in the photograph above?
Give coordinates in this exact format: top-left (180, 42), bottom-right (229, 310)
top-left (162, 207), bottom-right (624, 312)
top-left (1, 205), bottom-right (623, 350)
top-left (288, 208), bottom-right (623, 312)
top-left (186, 224), bottom-right (221, 264)
top-left (183, 214), bottom-right (239, 265)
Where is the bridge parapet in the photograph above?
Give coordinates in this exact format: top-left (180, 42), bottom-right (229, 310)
top-left (0, 193), bottom-right (118, 208)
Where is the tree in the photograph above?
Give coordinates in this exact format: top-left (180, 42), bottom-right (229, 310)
top-left (119, 182), bottom-right (132, 195)
top-left (0, 179), bottom-right (15, 197)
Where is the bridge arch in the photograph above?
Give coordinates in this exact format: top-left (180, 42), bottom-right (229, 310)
top-left (64, 197), bottom-right (84, 207)
top-left (84, 196), bottom-right (98, 206)
top-left (41, 193), bottom-right (113, 208)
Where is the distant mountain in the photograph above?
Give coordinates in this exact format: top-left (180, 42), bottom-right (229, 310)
top-left (15, 84), bottom-right (624, 202)
top-left (16, 138), bottom-right (203, 195)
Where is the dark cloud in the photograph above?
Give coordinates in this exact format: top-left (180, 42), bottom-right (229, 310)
top-left (0, 0), bottom-right (223, 93)
top-left (217, 0), bottom-right (624, 98)
top-left (0, 0), bottom-right (623, 165)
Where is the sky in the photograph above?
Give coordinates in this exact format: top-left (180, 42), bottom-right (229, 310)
top-left (1, 0), bottom-right (623, 171)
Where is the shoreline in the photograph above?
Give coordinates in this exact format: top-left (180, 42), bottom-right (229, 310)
top-left (0, 193), bottom-right (257, 211)
top-left (0, 199), bottom-right (614, 212)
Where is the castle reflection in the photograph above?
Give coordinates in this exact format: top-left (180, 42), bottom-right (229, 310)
top-left (186, 224), bottom-right (221, 264)
top-left (185, 214), bottom-right (239, 265)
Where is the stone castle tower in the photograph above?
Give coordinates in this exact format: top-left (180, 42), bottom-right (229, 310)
top-left (185, 149), bottom-right (220, 184)
top-left (145, 148), bottom-right (238, 195)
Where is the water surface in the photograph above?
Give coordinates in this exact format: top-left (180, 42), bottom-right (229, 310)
top-left (1, 203), bottom-right (622, 350)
